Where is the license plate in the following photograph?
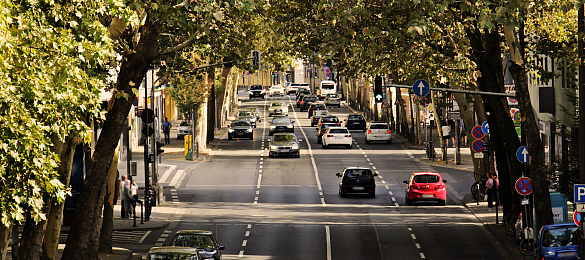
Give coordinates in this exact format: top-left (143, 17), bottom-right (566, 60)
top-left (559, 252), bottom-right (577, 257)
top-left (279, 149), bottom-right (289, 153)
top-left (236, 132), bottom-right (245, 135)
top-left (353, 187), bottom-right (364, 191)
top-left (335, 136), bottom-right (344, 139)
top-left (422, 194), bottom-right (434, 198)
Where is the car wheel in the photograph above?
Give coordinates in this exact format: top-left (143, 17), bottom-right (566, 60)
top-left (228, 136), bottom-right (232, 140)
top-left (439, 200), bottom-right (446, 206)
top-left (387, 139), bottom-right (392, 144)
top-left (268, 153), bottom-right (274, 158)
top-left (370, 192), bottom-right (376, 198)
top-left (250, 136), bottom-right (254, 140)
top-left (339, 190), bottom-right (345, 197)
top-left (347, 144), bottom-right (352, 149)
top-left (269, 132), bottom-right (273, 136)
top-left (322, 143), bottom-right (327, 149)
top-left (365, 140), bottom-right (370, 144)
top-left (406, 197), bottom-right (413, 206)
top-left (295, 153), bottom-right (300, 158)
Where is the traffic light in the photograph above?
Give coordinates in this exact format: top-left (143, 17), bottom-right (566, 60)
top-left (156, 141), bottom-right (165, 156)
top-left (374, 76), bottom-right (383, 103)
top-left (251, 50), bottom-right (261, 67)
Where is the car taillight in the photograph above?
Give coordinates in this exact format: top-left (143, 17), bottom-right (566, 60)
top-left (318, 122), bottom-right (322, 125)
top-left (367, 130), bottom-right (372, 134)
top-left (435, 184), bottom-right (444, 189)
top-left (324, 108), bottom-right (327, 110)
top-left (386, 130), bottom-right (391, 134)
top-left (327, 135), bottom-right (334, 137)
top-left (345, 135), bottom-right (351, 137)
top-left (302, 101), bottom-right (305, 104)
top-left (337, 122), bottom-right (341, 125)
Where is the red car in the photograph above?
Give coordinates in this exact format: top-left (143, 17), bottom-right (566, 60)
top-left (403, 172), bottom-right (447, 206)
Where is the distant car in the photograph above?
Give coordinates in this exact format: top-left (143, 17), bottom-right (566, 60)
top-left (176, 121), bottom-right (191, 140)
top-left (268, 102), bottom-right (289, 116)
top-left (147, 247), bottom-right (202, 260)
top-left (293, 83), bottom-right (310, 92)
top-left (317, 123), bottom-right (338, 144)
top-left (365, 122), bottom-right (391, 144)
top-left (228, 120), bottom-right (253, 140)
top-left (336, 167), bottom-right (378, 198)
top-left (403, 172), bottom-right (447, 206)
top-left (243, 107), bottom-right (262, 122)
top-left (284, 82), bottom-right (298, 95)
top-left (311, 110), bottom-right (330, 126)
top-left (537, 223), bottom-right (578, 260)
top-left (249, 85), bottom-right (265, 99)
top-left (296, 88), bottom-right (311, 100)
top-left (344, 114), bottom-right (366, 131)
top-left (269, 85), bottom-right (284, 97)
top-left (168, 230), bottom-right (225, 260)
top-left (269, 116), bottom-right (295, 136)
top-left (318, 116), bottom-right (341, 127)
top-left (268, 133), bottom-right (302, 158)
top-left (324, 93), bottom-right (341, 107)
top-left (299, 95), bottom-right (318, 112)
top-left (237, 111), bottom-right (257, 128)
top-left (321, 127), bottom-right (352, 149)
top-left (307, 103), bottom-right (327, 118)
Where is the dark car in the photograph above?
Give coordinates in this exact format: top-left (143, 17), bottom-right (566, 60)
top-left (336, 167), bottom-right (378, 198)
top-left (269, 116), bottom-right (295, 135)
top-left (296, 88), bottom-right (311, 99)
top-left (307, 103), bottom-right (327, 118)
top-left (249, 85), bottom-right (265, 99)
top-left (167, 230), bottom-right (225, 260)
top-left (318, 115), bottom-right (341, 127)
top-left (311, 110), bottom-right (330, 126)
top-left (243, 107), bottom-right (262, 122)
top-left (147, 247), bottom-right (202, 260)
top-left (317, 123), bottom-right (338, 144)
top-left (344, 114), bottom-right (366, 131)
top-left (537, 223), bottom-right (578, 260)
top-left (268, 133), bottom-right (302, 158)
top-left (299, 95), bottom-right (318, 111)
top-left (228, 120), bottom-right (253, 140)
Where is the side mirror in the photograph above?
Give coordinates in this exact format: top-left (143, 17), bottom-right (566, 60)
top-left (336, 173), bottom-right (341, 177)
top-left (373, 173), bottom-right (379, 176)
top-left (403, 180), bottom-right (408, 184)
top-left (298, 140), bottom-right (303, 142)
top-left (443, 180), bottom-right (447, 183)
top-left (218, 246), bottom-right (225, 250)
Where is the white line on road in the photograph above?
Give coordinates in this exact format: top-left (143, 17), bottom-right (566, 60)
top-left (139, 231), bottom-right (151, 243)
top-left (388, 191), bottom-right (393, 195)
top-left (169, 170), bottom-right (185, 188)
top-left (255, 191), bottom-right (259, 195)
top-left (420, 253), bottom-right (425, 258)
top-left (325, 225), bottom-right (332, 260)
top-left (257, 174), bottom-right (262, 189)
top-left (159, 165), bottom-right (177, 183)
top-left (391, 197), bottom-right (396, 202)
top-left (238, 251), bottom-right (244, 257)
top-left (415, 243), bottom-right (421, 249)
top-left (242, 240), bottom-right (247, 246)
top-left (411, 234), bottom-right (417, 240)
top-left (245, 231), bottom-right (250, 237)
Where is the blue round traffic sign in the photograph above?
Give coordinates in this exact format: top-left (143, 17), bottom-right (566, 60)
top-left (472, 126), bottom-right (485, 140)
top-left (412, 79), bottom-right (430, 97)
top-left (481, 121), bottom-right (490, 135)
top-left (516, 146), bottom-right (529, 164)
top-left (515, 177), bottom-right (533, 195)
top-left (574, 211), bottom-right (582, 226)
top-left (472, 140), bottom-right (485, 153)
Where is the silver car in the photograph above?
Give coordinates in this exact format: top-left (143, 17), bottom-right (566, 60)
top-left (365, 122), bottom-right (391, 144)
top-left (237, 111), bottom-right (257, 128)
top-left (268, 133), bottom-right (302, 158)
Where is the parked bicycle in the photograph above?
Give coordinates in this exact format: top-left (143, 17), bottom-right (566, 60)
top-left (518, 226), bottom-right (534, 256)
top-left (502, 206), bottom-right (520, 233)
top-left (470, 178), bottom-right (486, 205)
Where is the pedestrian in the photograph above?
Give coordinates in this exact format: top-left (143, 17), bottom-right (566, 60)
top-left (441, 122), bottom-right (451, 147)
top-left (130, 179), bottom-right (138, 216)
top-left (120, 175), bottom-right (131, 218)
top-left (460, 121), bottom-right (467, 146)
top-left (449, 121), bottom-right (456, 147)
top-left (486, 174), bottom-right (495, 211)
top-left (162, 117), bottom-right (172, 145)
top-left (123, 177), bottom-right (134, 218)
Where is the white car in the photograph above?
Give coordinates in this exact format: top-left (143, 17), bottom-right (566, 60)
top-left (365, 122), bottom-right (392, 144)
top-left (322, 127), bottom-right (352, 149)
top-left (268, 102), bottom-right (289, 116)
top-left (324, 93), bottom-right (341, 107)
top-left (269, 85), bottom-right (284, 96)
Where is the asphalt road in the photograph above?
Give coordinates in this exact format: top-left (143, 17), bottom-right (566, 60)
top-left (121, 93), bottom-right (510, 260)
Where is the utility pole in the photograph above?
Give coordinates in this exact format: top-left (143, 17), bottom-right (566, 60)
top-left (578, 4), bottom-right (585, 258)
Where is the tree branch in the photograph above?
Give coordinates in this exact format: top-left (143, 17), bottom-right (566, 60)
top-left (156, 35), bottom-right (197, 58)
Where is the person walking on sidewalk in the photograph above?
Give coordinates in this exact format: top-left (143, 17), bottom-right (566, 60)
top-left (162, 117), bottom-right (172, 144)
top-left (460, 121), bottom-right (467, 146)
top-left (441, 122), bottom-right (451, 146)
top-left (120, 175), bottom-right (130, 218)
top-left (486, 174), bottom-right (498, 211)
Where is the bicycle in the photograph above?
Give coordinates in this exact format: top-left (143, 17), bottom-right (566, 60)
top-left (470, 180), bottom-right (485, 205)
top-left (518, 226), bottom-right (534, 256)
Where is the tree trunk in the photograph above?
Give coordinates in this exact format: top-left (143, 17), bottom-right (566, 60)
top-left (98, 145), bottom-right (120, 253)
top-left (206, 68), bottom-right (216, 145)
top-left (41, 135), bottom-right (77, 260)
top-left (0, 225), bottom-right (12, 260)
top-left (18, 206), bottom-right (50, 260)
top-left (61, 19), bottom-right (161, 260)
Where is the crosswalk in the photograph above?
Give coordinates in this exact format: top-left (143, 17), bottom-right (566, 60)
top-left (59, 230), bottom-right (150, 243)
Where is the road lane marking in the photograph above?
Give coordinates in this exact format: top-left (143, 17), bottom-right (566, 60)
top-left (420, 253), bottom-right (425, 258)
top-left (159, 165), bottom-right (177, 183)
top-left (255, 191), bottom-right (259, 195)
top-left (245, 231), bottom-right (250, 237)
top-left (242, 240), bottom-right (247, 246)
top-left (169, 170), bottom-right (185, 188)
top-left (238, 251), bottom-right (244, 257)
top-left (415, 243), bottom-right (421, 249)
top-left (247, 224), bottom-right (252, 228)
top-left (391, 197), bottom-right (396, 202)
top-left (325, 225), bottom-right (332, 260)
top-left (257, 174), bottom-right (262, 189)
top-left (138, 231), bottom-right (151, 243)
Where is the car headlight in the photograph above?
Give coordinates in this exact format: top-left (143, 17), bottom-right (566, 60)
top-left (286, 124), bottom-right (293, 128)
top-left (292, 144), bottom-right (299, 150)
top-left (246, 128), bottom-right (253, 133)
top-left (228, 129), bottom-right (234, 133)
top-left (199, 250), bottom-right (217, 258)
top-left (270, 145), bottom-right (278, 150)
top-left (268, 108), bottom-right (274, 112)
top-left (270, 125), bottom-right (276, 129)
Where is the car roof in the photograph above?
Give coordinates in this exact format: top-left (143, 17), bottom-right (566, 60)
top-left (273, 132), bottom-right (295, 136)
top-left (344, 167), bottom-right (372, 170)
top-left (149, 246), bottom-right (201, 254)
top-left (232, 120), bottom-right (251, 124)
top-left (411, 172), bottom-right (441, 176)
top-left (327, 127), bottom-right (348, 130)
top-left (541, 223), bottom-right (578, 230)
top-left (369, 122), bottom-right (388, 124)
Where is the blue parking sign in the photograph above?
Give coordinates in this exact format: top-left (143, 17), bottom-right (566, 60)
top-left (575, 184), bottom-right (585, 203)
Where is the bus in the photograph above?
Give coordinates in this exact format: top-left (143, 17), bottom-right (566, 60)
top-left (317, 80), bottom-right (337, 100)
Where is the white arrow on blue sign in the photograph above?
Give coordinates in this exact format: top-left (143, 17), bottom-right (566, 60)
top-left (516, 146), bottom-right (529, 164)
top-left (481, 121), bottom-right (490, 135)
top-left (575, 184), bottom-right (585, 203)
top-left (412, 79), bottom-right (430, 97)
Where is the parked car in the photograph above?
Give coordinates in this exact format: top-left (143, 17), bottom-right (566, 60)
top-left (176, 121), bottom-right (191, 140)
top-left (167, 230), bottom-right (225, 260)
top-left (243, 107), bottom-right (262, 122)
top-left (336, 167), bottom-right (378, 198)
top-left (324, 93), bottom-right (341, 107)
top-left (321, 127), bottom-right (352, 149)
top-left (299, 95), bottom-right (318, 112)
top-left (268, 85), bottom-right (284, 97)
top-left (403, 172), bottom-right (447, 206)
top-left (237, 111), bottom-right (256, 128)
top-left (537, 223), bottom-right (578, 260)
top-left (307, 103), bottom-right (327, 118)
top-left (228, 120), bottom-right (253, 140)
top-left (365, 122), bottom-right (391, 144)
top-left (317, 123), bottom-right (339, 144)
top-left (249, 84), bottom-right (265, 99)
top-left (147, 247), bottom-right (202, 260)
top-left (269, 116), bottom-right (295, 135)
top-left (344, 114), bottom-right (366, 131)
top-left (311, 110), bottom-right (330, 126)
top-left (317, 116), bottom-right (341, 127)
top-left (268, 102), bottom-right (289, 116)
top-left (268, 133), bottom-right (302, 158)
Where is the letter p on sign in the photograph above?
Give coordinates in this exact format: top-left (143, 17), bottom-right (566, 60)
top-left (574, 185), bottom-right (585, 203)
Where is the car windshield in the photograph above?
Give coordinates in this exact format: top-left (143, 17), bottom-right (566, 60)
top-left (322, 83), bottom-right (335, 89)
top-left (327, 94), bottom-right (338, 98)
top-left (271, 103), bottom-right (283, 107)
top-left (344, 169), bottom-right (373, 179)
top-left (329, 129), bottom-right (349, 134)
top-left (413, 175), bottom-right (440, 183)
top-left (272, 118), bottom-right (291, 124)
top-left (349, 115), bottom-right (364, 120)
top-left (180, 121), bottom-right (189, 126)
top-left (273, 135), bottom-right (296, 142)
top-left (148, 252), bottom-right (199, 260)
top-left (238, 111), bottom-right (253, 117)
top-left (232, 121), bottom-right (250, 127)
top-left (170, 234), bottom-right (216, 249)
top-left (370, 124), bottom-right (389, 129)
top-left (322, 117), bottom-right (339, 123)
top-left (542, 226), bottom-right (579, 247)
top-left (250, 85), bottom-right (263, 90)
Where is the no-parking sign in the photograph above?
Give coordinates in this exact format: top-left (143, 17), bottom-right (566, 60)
top-left (472, 126), bottom-right (485, 140)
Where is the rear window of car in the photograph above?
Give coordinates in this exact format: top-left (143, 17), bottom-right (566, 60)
top-left (322, 117), bottom-right (339, 123)
top-left (238, 111), bottom-right (253, 117)
top-left (180, 121), bottom-right (189, 126)
top-left (370, 124), bottom-right (389, 129)
top-left (542, 227), bottom-right (578, 247)
top-left (271, 102), bottom-right (283, 107)
top-left (349, 115), bottom-right (364, 120)
top-left (315, 111), bottom-right (329, 116)
top-left (272, 118), bottom-right (291, 124)
top-left (320, 124), bottom-right (337, 130)
top-left (232, 121), bottom-right (251, 127)
top-left (329, 129), bottom-right (349, 134)
top-left (322, 83), bottom-right (335, 89)
top-left (250, 85), bottom-right (263, 90)
top-left (344, 169), bottom-right (373, 179)
top-left (413, 175), bottom-right (440, 183)
top-left (304, 97), bottom-right (317, 102)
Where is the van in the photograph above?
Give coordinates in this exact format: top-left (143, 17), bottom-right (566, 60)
top-left (317, 80), bottom-right (336, 99)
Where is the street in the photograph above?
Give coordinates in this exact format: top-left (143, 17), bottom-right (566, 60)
top-left (116, 93), bottom-right (511, 260)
